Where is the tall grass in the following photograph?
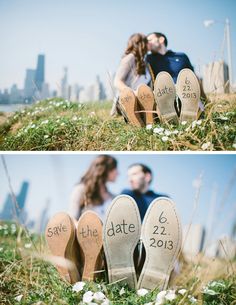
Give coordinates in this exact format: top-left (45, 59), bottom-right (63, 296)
top-left (0, 96), bottom-right (235, 151)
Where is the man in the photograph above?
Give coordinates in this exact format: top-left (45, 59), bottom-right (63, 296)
top-left (121, 163), bottom-right (168, 221)
top-left (146, 32), bottom-right (194, 83)
top-left (146, 32), bottom-right (206, 116)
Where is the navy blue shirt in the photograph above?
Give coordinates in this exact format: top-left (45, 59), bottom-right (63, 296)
top-left (146, 50), bottom-right (194, 83)
top-left (121, 189), bottom-right (168, 221)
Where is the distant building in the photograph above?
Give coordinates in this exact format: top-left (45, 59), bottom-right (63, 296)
top-left (203, 60), bottom-right (229, 94)
top-left (35, 54), bottom-right (45, 92)
top-left (60, 67), bottom-right (69, 99)
top-left (24, 69), bottom-right (35, 100)
top-left (41, 83), bottom-right (50, 100)
top-left (182, 224), bottom-right (206, 257)
top-left (79, 76), bottom-right (106, 102)
top-left (0, 181), bottom-right (29, 223)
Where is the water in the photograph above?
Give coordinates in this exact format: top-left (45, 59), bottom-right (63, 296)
top-left (0, 104), bottom-right (29, 113)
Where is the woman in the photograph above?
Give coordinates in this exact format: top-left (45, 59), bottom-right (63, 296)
top-left (69, 155), bottom-right (118, 221)
top-left (112, 33), bottom-right (154, 126)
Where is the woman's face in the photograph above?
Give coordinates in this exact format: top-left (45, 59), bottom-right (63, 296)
top-left (107, 168), bottom-right (118, 182)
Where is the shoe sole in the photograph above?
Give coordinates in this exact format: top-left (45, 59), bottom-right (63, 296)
top-left (176, 68), bottom-right (200, 122)
top-left (154, 72), bottom-right (178, 123)
top-left (138, 197), bottom-right (182, 290)
top-left (45, 212), bottom-right (80, 283)
top-left (119, 88), bottom-right (144, 127)
top-left (136, 84), bottom-right (155, 125)
top-left (103, 195), bottom-right (141, 289)
top-left (76, 211), bottom-right (103, 281)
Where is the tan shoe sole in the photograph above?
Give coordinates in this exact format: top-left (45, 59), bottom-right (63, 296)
top-left (154, 72), bottom-right (178, 123)
top-left (176, 68), bottom-right (200, 122)
top-left (45, 212), bottom-right (80, 283)
top-left (119, 88), bottom-right (144, 127)
top-left (103, 195), bottom-right (141, 289)
top-left (136, 84), bottom-right (155, 125)
top-left (138, 197), bottom-right (182, 291)
top-left (76, 211), bottom-right (103, 281)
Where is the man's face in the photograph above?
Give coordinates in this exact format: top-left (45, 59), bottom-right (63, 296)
top-left (147, 34), bottom-right (162, 53)
top-left (128, 165), bottom-right (151, 192)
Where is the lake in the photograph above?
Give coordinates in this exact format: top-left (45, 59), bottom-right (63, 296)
top-left (0, 104), bottom-right (29, 113)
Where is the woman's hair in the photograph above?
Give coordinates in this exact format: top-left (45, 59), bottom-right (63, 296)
top-left (124, 33), bottom-right (148, 75)
top-left (79, 155), bottom-right (117, 207)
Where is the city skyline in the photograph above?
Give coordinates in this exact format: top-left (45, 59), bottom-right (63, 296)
top-left (0, 0), bottom-right (236, 91)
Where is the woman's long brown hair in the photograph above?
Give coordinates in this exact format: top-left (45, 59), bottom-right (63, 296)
top-left (79, 155), bottom-right (117, 207)
top-left (124, 33), bottom-right (148, 75)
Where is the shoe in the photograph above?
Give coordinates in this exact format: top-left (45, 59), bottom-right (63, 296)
top-left (136, 84), bottom-right (155, 125)
top-left (119, 88), bottom-right (144, 127)
top-left (176, 69), bottom-right (200, 122)
top-left (138, 197), bottom-right (182, 291)
top-left (76, 211), bottom-right (103, 281)
top-left (45, 212), bottom-right (80, 283)
top-left (154, 72), bottom-right (178, 123)
top-left (103, 195), bottom-right (141, 289)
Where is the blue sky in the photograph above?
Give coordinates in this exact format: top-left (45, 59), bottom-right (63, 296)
top-left (1, 153), bottom-right (236, 242)
top-left (0, 0), bottom-right (236, 91)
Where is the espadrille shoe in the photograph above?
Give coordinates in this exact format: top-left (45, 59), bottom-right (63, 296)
top-left (138, 197), bottom-right (182, 291)
top-left (154, 72), bottom-right (178, 123)
top-left (119, 87), bottom-right (144, 127)
top-left (103, 195), bottom-right (141, 289)
top-left (176, 68), bottom-right (200, 122)
top-left (76, 211), bottom-right (103, 281)
top-left (45, 212), bottom-right (80, 283)
top-left (136, 84), bottom-right (155, 125)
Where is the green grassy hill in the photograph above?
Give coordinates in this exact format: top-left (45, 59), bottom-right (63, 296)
top-left (0, 221), bottom-right (235, 305)
top-left (0, 97), bottom-right (235, 151)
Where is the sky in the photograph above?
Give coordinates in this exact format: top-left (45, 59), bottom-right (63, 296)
top-left (0, 0), bottom-right (236, 91)
top-left (0, 153), bottom-right (236, 242)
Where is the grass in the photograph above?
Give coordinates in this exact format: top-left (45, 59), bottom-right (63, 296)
top-left (0, 221), bottom-right (235, 305)
top-left (0, 96), bottom-right (235, 151)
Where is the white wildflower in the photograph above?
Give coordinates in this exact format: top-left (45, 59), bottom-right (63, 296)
top-left (196, 119), bottom-right (202, 125)
top-left (15, 294), bottom-right (23, 302)
top-left (153, 127), bottom-right (164, 134)
top-left (93, 291), bottom-right (106, 301)
top-left (119, 287), bottom-right (125, 296)
top-left (83, 291), bottom-right (94, 303)
top-left (188, 295), bottom-right (197, 303)
top-left (146, 124), bottom-right (153, 130)
top-left (137, 288), bottom-right (149, 296)
top-left (191, 121), bottom-right (197, 128)
top-left (201, 142), bottom-right (212, 150)
top-left (72, 281), bottom-right (86, 292)
top-left (24, 243), bottom-right (32, 249)
top-left (203, 288), bottom-right (217, 295)
top-left (172, 130), bottom-right (179, 134)
top-left (44, 135), bottom-right (49, 139)
top-left (41, 120), bottom-right (49, 124)
top-left (155, 290), bottom-right (166, 304)
top-left (72, 116), bottom-right (78, 121)
top-left (90, 111), bottom-right (96, 117)
top-left (165, 290), bottom-right (176, 301)
top-left (61, 122), bottom-right (65, 126)
top-left (31, 124), bottom-right (36, 128)
top-left (181, 121), bottom-right (187, 125)
top-left (161, 136), bottom-right (169, 142)
top-left (178, 288), bottom-right (187, 295)
top-left (0, 247), bottom-right (3, 252)
top-left (164, 130), bottom-right (171, 136)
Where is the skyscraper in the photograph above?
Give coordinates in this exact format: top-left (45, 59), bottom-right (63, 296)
top-left (34, 54), bottom-right (45, 91)
top-left (0, 181), bottom-right (29, 222)
top-left (24, 69), bottom-right (35, 100)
